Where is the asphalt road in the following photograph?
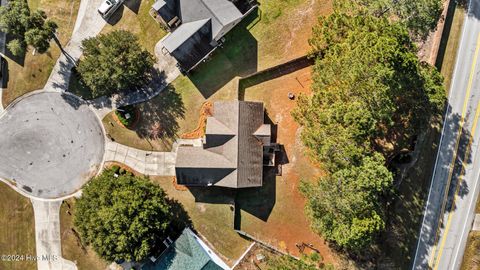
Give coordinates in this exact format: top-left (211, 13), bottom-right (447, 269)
top-left (413, 0), bottom-right (480, 269)
top-left (0, 91), bottom-right (105, 199)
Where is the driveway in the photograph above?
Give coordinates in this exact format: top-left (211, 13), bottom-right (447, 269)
top-left (31, 199), bottom-right (77, 270)
top-left (104, 141), bottom-right (176, 176)
top-left (0, 91), bottom-right (105, 199)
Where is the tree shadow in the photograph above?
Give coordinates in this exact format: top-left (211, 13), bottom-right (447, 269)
top-left (187, 9), bottom-right (259, 98)
top-left (133, 84), bottom-right (185, 141)
top-left (166, 198), bottom-right (193, 236)
top-left (383, 107), bottom-right (475, 268)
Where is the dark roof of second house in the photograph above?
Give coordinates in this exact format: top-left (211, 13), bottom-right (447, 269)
top-left (175, 100), bottom-right (270, 188)
top-left (154, 0), bottom-right (248, 70)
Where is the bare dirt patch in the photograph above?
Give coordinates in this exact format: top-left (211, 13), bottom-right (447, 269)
top-left (240, 66), bottom-right (338, 266)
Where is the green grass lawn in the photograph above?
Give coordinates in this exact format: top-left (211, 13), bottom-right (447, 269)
top-left (150, 176), bottom-right (251, 265)
top-left (2, 0), bottom-right (80, 107)
top-left (60, 199), bottom-right (109, 270)
top-left (101, 0), bottom-right (167, 55)
top-left (103, 0), bottom-right (331, 151)
top-left (0, 182), bottom-right (36, 270)
top-left (102, 77), bottom-right (207, 151)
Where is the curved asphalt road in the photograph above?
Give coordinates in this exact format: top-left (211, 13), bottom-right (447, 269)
top-left (0, 91), bottom-right (105, 199)
top-left (413, 0), bottom-right (480, 269)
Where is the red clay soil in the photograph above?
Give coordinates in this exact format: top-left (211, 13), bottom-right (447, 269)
top-left (181, 102), bottom-right (213, 139)
top-left (172, 177), bottom-right (188, 191)
top-left (242, 67), bottom-right (338, 266)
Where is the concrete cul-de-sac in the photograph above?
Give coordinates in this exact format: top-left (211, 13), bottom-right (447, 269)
top-left (0, 91), bottom-right (105, 199)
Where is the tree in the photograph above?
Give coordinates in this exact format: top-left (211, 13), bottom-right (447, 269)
top-left (74, 168), bottom-right (173, 261)
top-left (0, 0), bottom-right (30, 37)
top-left (333, 0), bottom-right (443, 39)
top-left (0, 0), bottom-right (57, 55)
top-left (6, 38), bottom-right (25, 56)
top-left (25, 11), bottom-right (57, 53)
top-left (295, 13), bottom-right (445, 171)
top-left (77, 30), bottom-right (155, 97)
top-left (300, 154), bottom-right (393, 251)
top-left (294, 13), bottom-right (445, 251)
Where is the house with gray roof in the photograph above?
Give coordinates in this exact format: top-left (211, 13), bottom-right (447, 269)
top-left (142, 228), bottom-right (230, 270)
top-left (175, 100), bottom-right (271, 188)
top-left (152, 0), bottom-right (256, 71)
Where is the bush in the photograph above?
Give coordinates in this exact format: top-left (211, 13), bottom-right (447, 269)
top-left (115, 105), bottom-right (137, 127)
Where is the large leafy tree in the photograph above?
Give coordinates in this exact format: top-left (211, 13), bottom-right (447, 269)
top-left (25, 10), bottom-right (58, 53)
top-left (294, 13), bottom-right (445, 251)
top-left (301, 154), bottom-right (393, 251)
top-left (74, 168), bottom-right (173, 261)
top-left (77, 30), bottom-right (155, 97)
top-left (334, 0), bottom-right (443, 39)
top-left (0, 0), bottom-right (57, 56)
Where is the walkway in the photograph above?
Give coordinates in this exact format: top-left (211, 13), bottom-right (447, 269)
top-left (31, 199), bottom-right (77, 270)
top-left (104, 141), bottom-right (176, 176)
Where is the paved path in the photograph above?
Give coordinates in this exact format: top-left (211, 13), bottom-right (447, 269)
top-left (43, 0), bottom-right (106, 93)
top-left (105, 141), bottom-right (176, 176)
top-left (31, 199), bottom-right (77, 270)
top-left (412, 0), bottom-right (480, 269)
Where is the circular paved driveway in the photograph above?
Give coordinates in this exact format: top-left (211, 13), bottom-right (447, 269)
top-left (0, 92), bottom-right (105, 199)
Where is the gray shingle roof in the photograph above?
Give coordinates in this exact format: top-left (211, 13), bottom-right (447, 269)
top-left (157, 0), bottom-right (243, 54)
top-left (162, 19), bottom-right (211, 53)
top-left (175, 100), bottom-right (270, 188)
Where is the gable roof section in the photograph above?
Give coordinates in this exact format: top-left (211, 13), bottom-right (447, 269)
top-left (162, 19), bottom-right (211, 53)
top-left (175, 100), bottom-right (268, 188)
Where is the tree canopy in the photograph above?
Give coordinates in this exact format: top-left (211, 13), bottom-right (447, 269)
top-left (294, 13), bottom-right (445, 251)
top-left (77, 30), bottom-right (155, 97)
top-left (74, 168), bottom-right (173, 262)
top-left (333, 0), bottom-right (443, 39)
top-left (0, 0), bottom-right (57, 55)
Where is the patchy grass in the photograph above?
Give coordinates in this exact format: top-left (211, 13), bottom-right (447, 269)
top-left (176, 0), bottom-right (332, 100)
top-left (150, 176), bottom-right (251, 266)
top-left (0, 182), bottom-right (36, 270)
top-left (460, 198), bottom-right (480, 270)
top-left (239, 67), bottom-right (337, 265)
top-left (436, 2), bottom-right (466, 93)
top-left (378, 116), bottom-right (443, 268)
top-left (102, 74), bottom-right (237, 151)
top-left (104, 0), bottom-right (332, 151)
top-left (101, 0), bottom-right (167, 55)
top-left (2, 0), bottom-right (80, 107)
top-left (60, 199), bottom-right (109, 270)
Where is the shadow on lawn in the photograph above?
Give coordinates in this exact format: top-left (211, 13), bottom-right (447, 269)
top-left (167, 198), bottom-right (194, 236)
top-left (134, 85), bottom-right (186, 141)
top-left (187, 10), bottom-right (260, 99)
